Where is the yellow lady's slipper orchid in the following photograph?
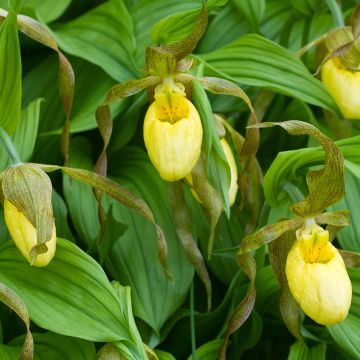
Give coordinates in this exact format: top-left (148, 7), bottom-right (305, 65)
top-left (143, 79), bottom-right (203, 181)
top-left (286, 219), bottom-right (352, 325)
top-left (4, 199), bottom-right (56, 267)
top-left (322, 57), bottom-right (360, 119)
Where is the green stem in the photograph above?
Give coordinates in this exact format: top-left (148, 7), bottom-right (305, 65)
top-left (190, 282), bottom-right (197, 360)
top-left (325, 0), bottom-right (345, 28)
top-left (281, 181), bottom-right (304, 204)
top-left (0, 127), bottom-right (22, 165)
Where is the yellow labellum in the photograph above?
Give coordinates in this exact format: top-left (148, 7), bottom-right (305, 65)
top-left (322, 57), bottom-right (360, 119)
top-left (4, 200), bottom-right (56, 267)
top-left (144, 82), bottom-right (202, 181)
top-left (286, 221), bottom-right (352, 325)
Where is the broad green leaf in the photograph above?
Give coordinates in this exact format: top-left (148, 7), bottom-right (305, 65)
top-left (0, 8), bottom-right (21, 133)
top-left (330, 163), bottom-right (360, 252)
top-left (150, 4), bottom-right (208, 61)
top-left (131, 0), bottom-right (203, 64)
top-left (151, 1), bottom-right (227, 47)
top-left (260, 1), bottom-right (292, 42)
top-left (62, 140), bottom-right (193, 335)
top-left (111, 283), bottom-right (148, 359)
top-left (62, 138), bottom-right (100, 245)
top-left (197, 1), bottom-right (250, 53)
top-left (23, 0), bottom-right (71, 23)
top-left (0, 0), bottom-right (70, 22)
top-left (0, 345), bottom-right (20, 360)
top-left (187, 340), bottom-right (223, 360)
top-left (52, 0), bottom-right (138, 81)
top-left (156, 349), bottom-right (176, 360)
top-left (8, 332), bottom-right (97, 360)
top-left (232, 0), bottom-right (266, 32)
top-left (52, 189), bottom-right (75, 242)
top-left (0, 239), bottom-right (135, 342)
top-left (327, 268), bottom-right (360, 360)
top-left (288, 341), bottom-right (326, 360)
top-left (0, 98), bottom-right (41, 170)
top-left (199, 34), bottom-right (339, 114)
top-left (22, 56), bottom-right (120, 136)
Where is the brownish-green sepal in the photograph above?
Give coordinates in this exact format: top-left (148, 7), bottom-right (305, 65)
top-left (322, 23), bottom-right (360, 71)
top-left (191, 154), bottom-right (222, 259)
top-left (2, 164), bottom-right (54, 257)
top-left (315, 209), bottom-right (350, 226)
top-left (156, 5), bottom-right (207, 60)
top-left (222, 120), bottom-right (263, 233)
top-left (39, 164), bottom-right (171, 279)
top-left (0, 282), bottom-right (33, 360)
top-left (0, 6), bottom-right (21, 134)
top-left (219, 253), bottom-right (256, 359)
top-left (269, 231), bottom-right (302, 341)
top-left (103, 76), bottom-right (162, 106)
top-left (145, 5), bottom-right (207, 75)
top-left (238, 218), bottom-right (304, 255)
top-left (169, 181), bottom-right (212, 311)
top-left (339, 250), bottom-right (360, 268)
top-left (252, 121), bottom-right (345, 218)
top-left (145, 48), bottom-right (178, 77)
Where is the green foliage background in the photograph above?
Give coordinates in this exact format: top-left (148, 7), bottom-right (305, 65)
top-left (0, 0), bottom-right (360, 359)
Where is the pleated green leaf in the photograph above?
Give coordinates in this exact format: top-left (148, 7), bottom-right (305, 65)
top-left (23, 56), bottom-right (120, 135)
top-left (156, 350), bottom-right (176, 360)
top-left (232, 0), bottom-right (266, 32)
top-left (151, 0), bottom-right (227, 47)
top-left (22, 0), bottom-right (71, 23)
top-left (131, 0), bottom-right (204, 64)
top-left (288, 341), bottom-right (326, 360)
top-left (262, 135), bottom-right (360, 209)
top-left (62, 140), bottom-right (193, 334)
top-left (0, 0), bottom-right (70, 22)
top-left (331, 163), bottom-right (360, 252)
top-left (7, 332), bottom-right (96, 360)
top-left (0, 7), bottom-right (21, 134)
top-left (199, 34), bottom-right (339, 114)
top-left (52, 0), bottom-right (137, 82)
top-left (187, 340), bottom-right (223, 360)
top-left (0, 238), bottom-right (135, 343)
top-left (0, 98), bottom-right (41, 170)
